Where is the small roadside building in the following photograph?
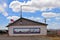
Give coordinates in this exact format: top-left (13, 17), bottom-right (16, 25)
top-left (6, 18), bottom-right (48, 36)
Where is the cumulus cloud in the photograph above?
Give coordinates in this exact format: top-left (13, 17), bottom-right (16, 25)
top-left (9, 0), bottom-right (60, 12)
top-left (47, 23), bottom-right (60, 29)
top-left (57, 13), bottom-right (60, 17)
top-left (9, 1), bottom-right (21, 12)
top-left (2, 12), bottom-right (8, 16)
top-left (24, 17), bottom-right (44, 22)
top-left (0, 5), bottom-right (4, 12)
top-left (55, 13), bottom-right (60, 20)
top-left (9, 1), bottom-right (37, 12)
top-left (56, 17), bottom-right (60, 20)
top-left (0, 3), bottom-right (8, 17)
top-left (42, 12), bottom-right (60, 21)
top-left (22, 6), bottom-right (39, 12)
top-left (3, 3), bottom-right (7, 8)
top-left (7, 16), bottom-right (20, 21)
top-left (30, 0), bottom-right (60, 10)
top-left (42, 12), bottom-right (57, 18)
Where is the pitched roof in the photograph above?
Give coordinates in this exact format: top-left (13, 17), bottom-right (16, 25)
top-left (6, 17), bottom-right (48, 27)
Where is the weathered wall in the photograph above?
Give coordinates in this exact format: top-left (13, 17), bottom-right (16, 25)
top-left (8, 26), bottom-right (47, 36)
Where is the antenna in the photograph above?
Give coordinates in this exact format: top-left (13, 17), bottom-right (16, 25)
top-left (44, 18), bottom-right (46, 24)
top-left (20, 5), bottom-right (22, 18)
top-left (20, 5), bottom-right (30, 18)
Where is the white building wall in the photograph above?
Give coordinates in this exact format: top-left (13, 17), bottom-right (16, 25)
top-left (8, 26), bottom-right (47, 36)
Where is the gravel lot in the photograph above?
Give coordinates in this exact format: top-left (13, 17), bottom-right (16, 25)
top-left (0, 34), bottom-right (60, 40)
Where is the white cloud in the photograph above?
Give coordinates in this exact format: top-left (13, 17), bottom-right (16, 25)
top-left (9, 0), bottom-right (60, 12)
top-left (0, 5), bottom-right (4, 12)
top-left (7, 16), bottom-right (20, 21)
top-left (55, 14), bottom-right (60, 21)
top-left (2, 12), bottom-right (8, 16)
top-left (30, 0), bottom-right (60, 9)
top-left (55, 13), bottom-right (60, 20)
top-left (42, 12), bottom-right (57, 18)
top-left (47, 23), bottom-right (60, 29)
top-left (3, 3), bottom-right (7, 8)
top-left (9, 1), bottom-right (21, 12)
top-left (41, 12), bottom-right (60, 29)
top-left (57, 13), bottom-right (60, 17)
top-left (47, 19), bottom-right (51, 21)
top-left (0, 3), bottom-right (7, 12)
top-left (55, 17), bottom-right (60, 20)
top-left (9, 1), bottom-right (38, 12)
top-left (24, 17), bottom-right (44, 22)
top-left (22, 6), bottom-right (39, 12)
top-left (24, 16), bottom-right (52, 23)
top-left (0, 3), bottom-right (8, 17)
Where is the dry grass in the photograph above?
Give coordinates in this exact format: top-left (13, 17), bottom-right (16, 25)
top-left (0, 34), bottom-right (60, 40)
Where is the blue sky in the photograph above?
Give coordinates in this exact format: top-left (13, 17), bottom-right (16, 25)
top-left (0, 0), bottom-right (60, 30)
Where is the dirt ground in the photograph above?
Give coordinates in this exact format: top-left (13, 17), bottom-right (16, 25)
top-left (0, 34), bottom-right (60, 40)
